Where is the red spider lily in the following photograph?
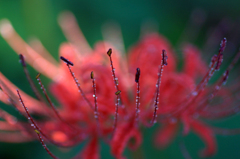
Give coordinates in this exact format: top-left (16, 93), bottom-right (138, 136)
top-left (0, 12), bottom-right (240, 159)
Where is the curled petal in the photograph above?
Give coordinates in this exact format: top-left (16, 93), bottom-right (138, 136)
top-left (74, 137), bottom-right (99, 159)
top-left (0, 19), bottom-right (60, 80)
top-left (127, 129), bottom-right (142, 150)
top-left (155, 122), bottom-right (178, 148)
top-left (111, 121), bottom-right (142, 158)
top-left (0, 72), bottom-right (48, 114)
top-left (191, 120), bottom-right (216, 157)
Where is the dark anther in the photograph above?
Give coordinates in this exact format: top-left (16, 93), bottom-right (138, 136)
top-left (36, 73), bottom-right (41, 79)
top-left (135, 68), bottom-right (140, 83)
top-left (91, 71), bottom-right (94, 79)
top-left (162, 50), bottom-right (168, 66)
top-left (60, 56), bottom-right (74, 66)
top-left (107, 48), bottom-right (112, 57)
top-left (115, 90), bottom-right (121, 95)
top-left (19, 54), bottom-right (26, 67)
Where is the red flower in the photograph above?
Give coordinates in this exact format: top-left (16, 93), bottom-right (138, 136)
top-left (0, 12), bottom-right (239, 159)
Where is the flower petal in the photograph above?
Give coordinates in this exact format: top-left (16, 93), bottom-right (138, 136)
top-left (155, 122), bottom-right (178, 148)
top-left (0, 19), bottom-right (60, 80)
top-left (111, 120), bottom-right (142, 158)
top-left (182, 44), bottom-right (207, 79)
top-left (74, 137), bottom-right (99, 159)
top-left (0, 72), bottom-right (48, 114)
top-left (191, 120), bottom-right (216, 157)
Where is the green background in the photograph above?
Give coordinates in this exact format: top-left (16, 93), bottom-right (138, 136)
top-left (0, 0), bottom-right (240, 158)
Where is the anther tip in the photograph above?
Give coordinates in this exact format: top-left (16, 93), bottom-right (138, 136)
top-left (107, 48), bottom-right (112, 57)
top-left (91, 71), bottom-right (94, 79)
top-left (115, 90), bottom-right (121, 95)
top-left (162, 50), bottom-right (168, 66)
top-left (60, 56), bottom-right (74, 66)
top-left (19, 54), bottom-right (26, 67)
top-left (36, 73), bottom-right (41, 79)
top-left (135, 68), bottom-right (140, 83)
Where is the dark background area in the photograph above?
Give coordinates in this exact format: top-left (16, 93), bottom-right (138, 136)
top-left (0, 0), bottom-right (240, 158)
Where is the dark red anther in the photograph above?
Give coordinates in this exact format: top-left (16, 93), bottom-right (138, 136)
top-left (135, 68), bottom-right (140, 83)
top-left (60, 56), bottom-right (74, 66)
top-left (19, 54), bottom-right (26, 67)
top-left (107, 48), bottom-right (112, 57)
top-left (36, 73), bottom-right (41, 79)
top-left (162, 50), bottom-right (168, 66)
top-left (219, 37), bottom-right (227, 54)
top-left (90, 71), bottom-right (94, 79)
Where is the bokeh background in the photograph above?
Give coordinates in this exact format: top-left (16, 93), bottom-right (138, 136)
top-left (0, 0), bottom-right (240, 158)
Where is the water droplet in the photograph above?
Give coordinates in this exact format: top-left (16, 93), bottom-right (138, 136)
top-left (192, 91), bottom-right (198, 96)
top-left (170, 117), bottom-right (177, 123)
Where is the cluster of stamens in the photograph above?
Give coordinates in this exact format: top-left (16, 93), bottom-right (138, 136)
top-left (2, 37), bottom-right (240, 159)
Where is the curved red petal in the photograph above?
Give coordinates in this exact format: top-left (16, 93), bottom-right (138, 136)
top-left (191, 120), bottom-right (217, 157)
top-left (155, 122), bottom-right (178, 148)
top-left (182, 44), bottom-right (207, 79)
top-left (111, 121), bottom-right (142, 158)
top-left (75, 137), bottom-right (99, 159)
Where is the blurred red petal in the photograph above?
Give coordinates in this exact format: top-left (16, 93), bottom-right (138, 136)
top-left (191, 120), bottom-right (216, 157)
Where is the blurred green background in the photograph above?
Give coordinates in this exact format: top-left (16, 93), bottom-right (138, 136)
top-left (0, 0), bottom-right (240, 158)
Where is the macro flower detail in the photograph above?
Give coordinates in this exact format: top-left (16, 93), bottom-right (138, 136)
top-left (0, 11), bottom-right (240, 159)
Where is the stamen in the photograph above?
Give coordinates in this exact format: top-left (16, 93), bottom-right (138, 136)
top-left (112, 90), bottom-right (120, 135)
top-left (200, 69), bottom-right (230, 109)
top-left (135, 68), bottom-right (141, 127)
top-left (106, 48), bottom-right (127, 132)
top-left (215, 38), bottom-right (227, 70)
top-left (215, 54), bottom-right (223, 71)
top-left (60, 56), bottom-right (93, 109)
top-left (36, 74), bottom-right (62, 120)
top-left (19, 55), bottom-right (44, 101)
top-left (91, 72), bottom-right (99, 120)
top-left (107, 48), bottom-right (122, 104)
top-left (36, 74), bottom-right (77, 130)
top-left (91, 72), bottom-right (100, 134)
top-left (169, 38), bottom-right (228, 116)
top-left (150, 50), bottom-right (168, 126)
top-left (198, 49), bottom-right (240, 113)
top-left (16, 89), bottom-right (58, 159)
